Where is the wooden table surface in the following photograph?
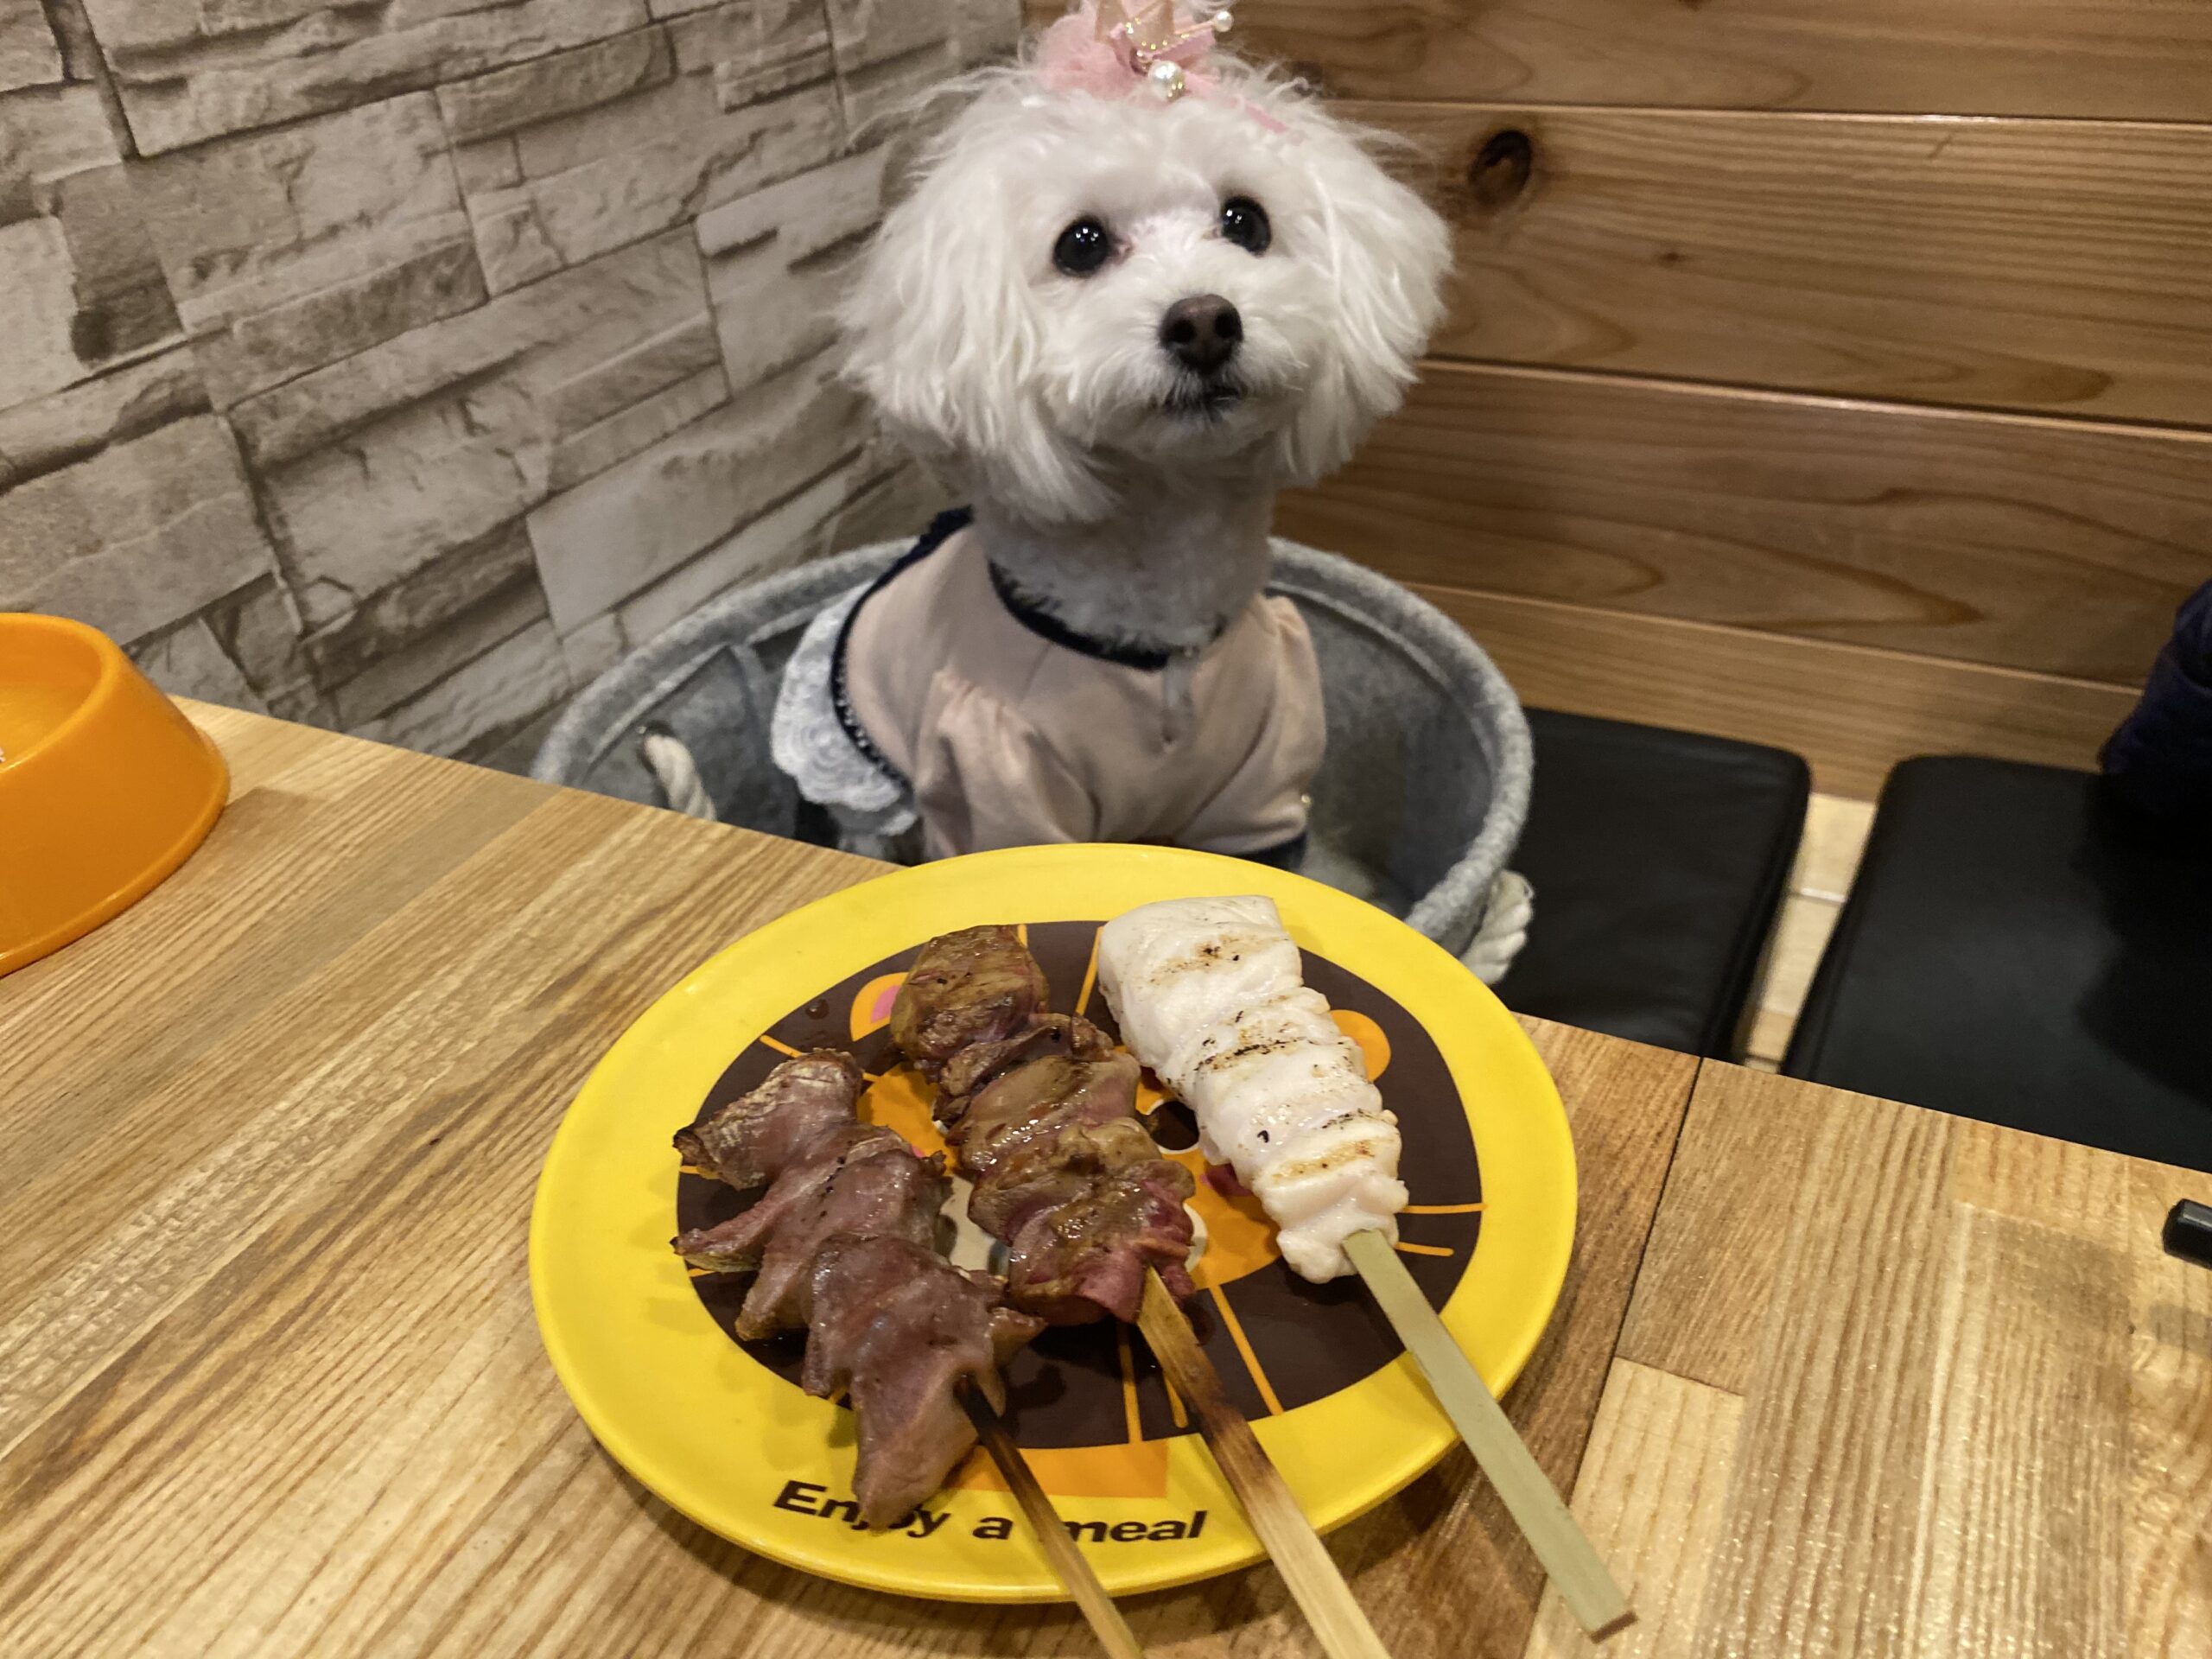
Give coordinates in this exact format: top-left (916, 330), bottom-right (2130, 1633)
top-left (1, 705), bottom-right (2204, 1657)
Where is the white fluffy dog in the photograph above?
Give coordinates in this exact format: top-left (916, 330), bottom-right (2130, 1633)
top-left (770, 1), bottom-right (1451, 863)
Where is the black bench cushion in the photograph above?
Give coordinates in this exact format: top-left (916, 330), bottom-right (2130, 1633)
top-left (1783, 756), bottom-right (2212, 1171)
top-left (1497, 709), bottom-right (1810, 1058)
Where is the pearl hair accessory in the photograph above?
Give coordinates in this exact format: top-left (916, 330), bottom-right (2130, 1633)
top-left (1096, 0), bottom-right (1235, 101)
top-left (1034, 1), bottom-right (1285, 129)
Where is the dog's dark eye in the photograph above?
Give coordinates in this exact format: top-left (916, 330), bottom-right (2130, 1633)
top-left (1220, 196), bottom-right (1271, 255)
top-left (1052, 216), bottom-right (1114, 277)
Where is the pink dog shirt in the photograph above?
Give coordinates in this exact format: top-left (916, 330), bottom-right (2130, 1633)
top-left (836, 514), bottom-right (1324, 861)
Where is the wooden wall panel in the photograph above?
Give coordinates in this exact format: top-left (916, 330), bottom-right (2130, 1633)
top-left (1107, 1), bottom-right (2212, 122)
top-left (1410, 584), bottom-right (2142, 798)
top-left (1278, 362), bottom-right (2211, 687)
top-left (1357, 105), bottom-right (2212, 427)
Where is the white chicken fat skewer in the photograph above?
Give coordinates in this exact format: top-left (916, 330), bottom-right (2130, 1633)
top-left (1096, 896), bottom-right (1407, 1281)
top-left (1100, 893), bottom-right (1637, 1637)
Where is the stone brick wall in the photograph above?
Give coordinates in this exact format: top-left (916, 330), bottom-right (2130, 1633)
top-left (1, 0), bottom-right (1014, 764)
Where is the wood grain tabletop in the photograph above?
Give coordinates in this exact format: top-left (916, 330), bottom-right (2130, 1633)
top-left (0, 705), bottom-right (2202, 1657)
top-left (1538, 1065), bottom-right (2212, 1659)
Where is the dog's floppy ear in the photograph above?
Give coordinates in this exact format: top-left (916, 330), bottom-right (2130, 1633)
top-left (841, 86), bottom-right (1109, 524)
top-left (1266, 99), bottom-right (1453, 486)
top-left (871, 79), bottom-right (968, 213)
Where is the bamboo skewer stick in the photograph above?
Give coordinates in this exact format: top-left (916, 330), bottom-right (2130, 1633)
top-left (961, 1387), bottom-right (1147, 1659)
top-left (1342, 1230), bottom-right (1635, 1642)
top-left (1136, 1271), bottom-right (1392, 1659)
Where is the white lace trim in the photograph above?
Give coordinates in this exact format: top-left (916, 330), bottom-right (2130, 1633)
top-left (769, 584), bottom-right (918, 836)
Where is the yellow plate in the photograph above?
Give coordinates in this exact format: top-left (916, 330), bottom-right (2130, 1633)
top-left (530, 845), bottom-right (1575, 1602)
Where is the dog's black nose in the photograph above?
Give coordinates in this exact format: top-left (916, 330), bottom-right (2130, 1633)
top-left (1160, 294), bottom-right (1243, 374)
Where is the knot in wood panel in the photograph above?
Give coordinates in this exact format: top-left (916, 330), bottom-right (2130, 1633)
top-left (1467, 128), bottom-right (1535, 214)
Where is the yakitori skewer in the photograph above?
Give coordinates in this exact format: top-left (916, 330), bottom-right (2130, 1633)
top-left (1342, 1231), bottom-right (1632, 1639)
top-left (1097, 896), bottom-right (1635, 1642)
top-left (1136, 1271), bottom-right (1390, 1659)
top-left (892, 925), bottom-right (1393, 1659)
top-left (670, 1047), bottom-right (1143, 1656)
top-left (962, 1387), bottom-right (1147, 1659)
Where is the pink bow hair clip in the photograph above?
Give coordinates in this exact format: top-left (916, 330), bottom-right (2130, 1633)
top-left (1038, 0), bottom-right (1243, 107)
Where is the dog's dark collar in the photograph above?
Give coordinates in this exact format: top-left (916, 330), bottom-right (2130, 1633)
top-left (985, 561), bottom-right (1225, 671)
top-left (829, 504), bottom-right (1236, 783)
top-left (835, 505), bottom-right (1224, 690)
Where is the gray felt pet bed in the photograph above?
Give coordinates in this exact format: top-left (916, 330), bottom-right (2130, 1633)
top-left (533, 539), bottom-right (1532, 969)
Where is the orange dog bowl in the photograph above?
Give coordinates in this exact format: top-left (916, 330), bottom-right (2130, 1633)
top-left (0, 613), bottom-right (228, 976)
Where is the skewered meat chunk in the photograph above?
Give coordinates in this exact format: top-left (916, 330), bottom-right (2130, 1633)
top-left (962, 1114), bottom-right (1160, 1236)
top-left (889, 925), bottom-right (1047, 1076)
top-left (1001, 1158), bottom-right (1198, 1324)
top-left (675, 1049), bottom-right (865, 1188)
top-left (892, 928), bottom-right (1198, 1324)
top-left (938, 1012), bottom-right (1117, 1103)
top-left (674, 1119), bottom-right (878, 1271)
top-left (947, 1049), bottom-right (1198, 1322)
top-left (671, 1049), bottom-right (1033, 1526)
top-left (675, 1122), bottom-right (948, 1340)
top-left (944, 1047), bottom-right (1145, 1173)
top-left (804, 1236), bottom-right (1043, 1528)
top-left (1097, 896), bottom-right (1407, 1282)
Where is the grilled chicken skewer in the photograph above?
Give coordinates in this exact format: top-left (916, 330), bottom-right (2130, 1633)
top-left (1097, 895), bottom-right (1405, 1282)
top-left (893, 925), bottom-right (1196, 1323)
top-left (674, 1047), bottom-right (1147, 1655)
top-left (672, 1050), bottom-right (1040, 1530)
top-left (890, 925), bottom-right (1393, 1659)
top-left (1096, 895), bottom-right (1634, 1641)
